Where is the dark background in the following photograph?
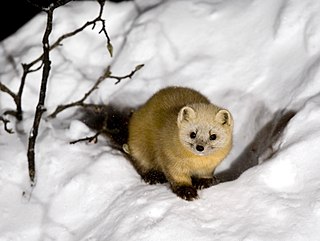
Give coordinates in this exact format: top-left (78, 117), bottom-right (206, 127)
top-left (0, 0), bottom-right (131, 42)
top-left (0, 1), bottom-right (40, 41)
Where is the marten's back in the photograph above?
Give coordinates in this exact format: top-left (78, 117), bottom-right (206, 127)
top-left (131, 87), bottom-right (210, 130)
top-left (142, 86), bottom-right (210, 112)
top-left (127, 87), bottom-right (211, 159)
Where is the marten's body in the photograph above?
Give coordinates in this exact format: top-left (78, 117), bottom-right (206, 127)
top-left (125, 86), bottom-right (233, 200)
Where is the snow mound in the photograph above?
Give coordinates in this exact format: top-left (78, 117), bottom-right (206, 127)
top-left (1, 0), bottom-right (320, 240)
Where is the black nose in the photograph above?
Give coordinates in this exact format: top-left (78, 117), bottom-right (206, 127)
top-left (196, 145), bottom-right (204, 152)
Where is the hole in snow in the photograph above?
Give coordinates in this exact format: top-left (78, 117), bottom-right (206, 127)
top-left (216, 109), bottom-right (296, 183)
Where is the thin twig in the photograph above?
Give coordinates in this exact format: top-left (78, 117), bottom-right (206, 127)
top-left (0, 81), bottom-right (22, 120)
top-left (69, 131), bottom-right (102, 144)
top-left (48, 66), bottom-right (111, 118)
top-left (110, 64), bottom-right (144, 84)
top-left (0, 82), bottom-right (16, 100)
top-left (0, 0), bottom-right (110, 121)
top-left (27, 0), bottom-right (111, 68)
top-left (48, 64), bottom-right (144, 118)
top-left (69, 124), bottom-right (120, 145)
top-left (0, 116), bottom-right (14, 134)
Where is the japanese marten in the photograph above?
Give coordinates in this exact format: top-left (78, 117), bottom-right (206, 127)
top-left (80, 86), bottom-right (233, 201)
top-left (123, 86), bottom-right (233, 201)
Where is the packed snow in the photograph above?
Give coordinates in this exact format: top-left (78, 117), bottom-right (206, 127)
top-left (1, 0), bottom-right (320, 240)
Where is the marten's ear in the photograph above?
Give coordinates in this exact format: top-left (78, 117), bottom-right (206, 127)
top-left (216, 109), bottom-right (233, 126)
top-left (177, 106), bottom-right (196, 126)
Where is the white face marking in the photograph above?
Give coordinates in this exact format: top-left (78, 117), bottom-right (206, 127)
top-left (179, 121), bottom-right (229, 156)
top-left (177, 104), bottom-right (233, 156)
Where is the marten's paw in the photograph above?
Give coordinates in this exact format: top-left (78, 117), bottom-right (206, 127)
top-left (192, 176), bottom-right (220, 190)
top-left (142, 170), bottom-right (167, 185)
top-left (173, 185), bottom-right (198, 201)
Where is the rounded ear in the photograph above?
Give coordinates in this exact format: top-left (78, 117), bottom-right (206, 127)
top-left (122, 144), bottom-right (130, 154)
top-left (216, 109), bottom-right (233, 126)
top-left (177, 106), bottom-right (196, 127)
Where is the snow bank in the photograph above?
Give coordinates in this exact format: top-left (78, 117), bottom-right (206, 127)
top-left (1, 0), bottom-right (320, 240)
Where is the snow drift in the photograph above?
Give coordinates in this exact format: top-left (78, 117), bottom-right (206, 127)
top-left (1, 0), bottom-right (320, 240)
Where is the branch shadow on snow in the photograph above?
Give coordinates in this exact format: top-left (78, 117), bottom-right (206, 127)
top-left (216, 109), bottom-right (296, 183)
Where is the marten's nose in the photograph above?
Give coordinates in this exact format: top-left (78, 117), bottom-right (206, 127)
top-left (196, 145), bottom-right (204, 152)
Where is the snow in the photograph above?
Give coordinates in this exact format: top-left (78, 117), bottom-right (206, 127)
top-left (1, 0), bottom-right (320, 240)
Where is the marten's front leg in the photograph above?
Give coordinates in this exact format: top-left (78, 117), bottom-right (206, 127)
top-left (172, 185), bottom-right (198, 201)
top-left (192, 176), bottom-right (220, 190)
top-left (141, 169), bottom-right (167, 185)
top-left (166, 170), bottom-right (198, 201)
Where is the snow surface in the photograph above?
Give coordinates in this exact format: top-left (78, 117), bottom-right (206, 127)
top-left (1, 0), bottom-right (320, 240)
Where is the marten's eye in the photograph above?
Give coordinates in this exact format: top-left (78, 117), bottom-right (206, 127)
top-left (210, 134), bottom-right (217, 141)
top-left (190, 132), bottom-right (197, 139)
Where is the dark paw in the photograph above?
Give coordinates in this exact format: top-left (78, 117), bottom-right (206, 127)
top-left (173, 185), bottom-right (198, 201)
top-left (192, 176), bottom-right (220, 190)
top-left (142, 170), bottom-right (167, 185)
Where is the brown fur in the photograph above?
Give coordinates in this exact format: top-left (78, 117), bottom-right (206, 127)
top-left (126, 86), bottom-right (233, 201)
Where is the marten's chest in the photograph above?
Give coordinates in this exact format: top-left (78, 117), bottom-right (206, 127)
top-left (183, 155), bottom-right (219, 174)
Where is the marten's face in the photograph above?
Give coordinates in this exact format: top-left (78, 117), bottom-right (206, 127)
top-left (178, 121), bottom-right (230, 156)
top-left (177, 104), bottom-right (233, 156)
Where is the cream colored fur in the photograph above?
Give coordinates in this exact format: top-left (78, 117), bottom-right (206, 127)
top-left (126, 86), bottom-right (233, 199)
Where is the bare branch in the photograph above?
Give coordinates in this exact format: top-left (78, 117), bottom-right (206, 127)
top-left (0, 0), bottom-right (111, 122)
top-left (48, 66), bottom-right (111, 118)
top-left (0, 60), bottom-right (44, 120)
top-left (0, 116), bottom-right (14, 134)
top-left (47, 64), bottom-right (144, 118)
top-left (69, 131), bottom-right (102, 144)
top-left (27, 5), bottom-right (55, 186)
top-left (27, 0), bottom-right (111, 68)
top-left (69, 119), bottom-right (121, 145)
top-left (110, 64), bottom-right (144, 84)
top-left (0, 81), bottom-right (22, 120)
top-left (0, 82), bottom-right (17, 100)
top-left (26, 0), bottom-right (73, 11)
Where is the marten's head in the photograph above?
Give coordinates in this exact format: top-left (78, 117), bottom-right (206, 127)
top-left (177, 103), bottom-right (233, 156)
